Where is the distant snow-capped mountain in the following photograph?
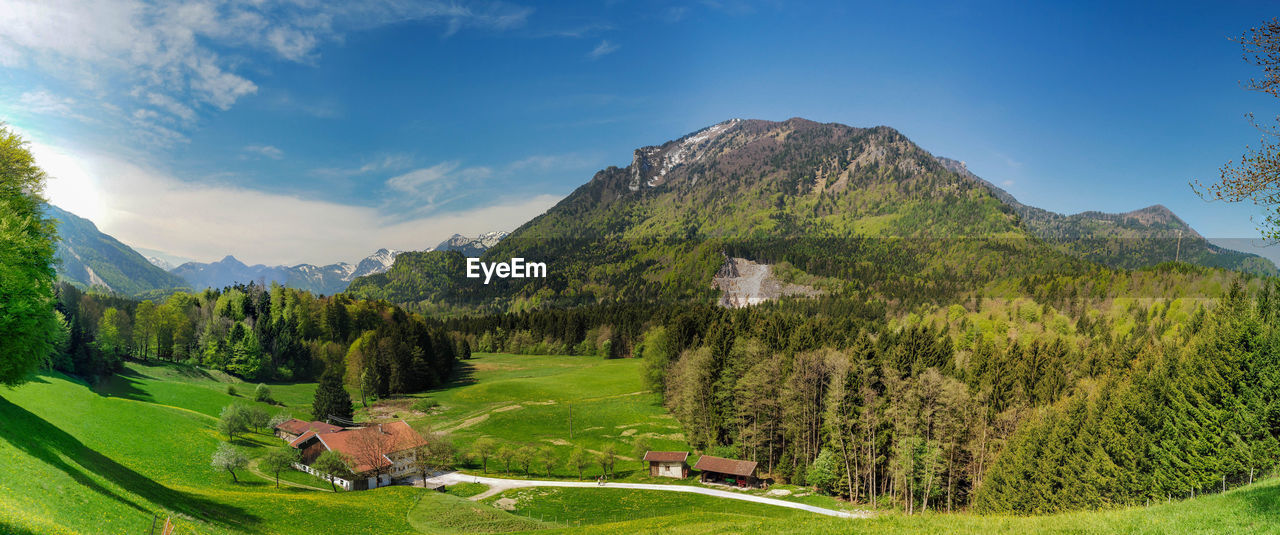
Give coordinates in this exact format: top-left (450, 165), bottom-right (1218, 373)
top-left (434, 231), bottom-right (508, 257)
top-left (352, 248), bottom-right (401, 278)
top-left (170, 248), bottom-right (404, 294)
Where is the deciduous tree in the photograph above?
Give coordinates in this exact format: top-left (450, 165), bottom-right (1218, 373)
top-left (261, 447), bottom-right (300, 488)
top-left (211, 443), bottom-right (248, 483)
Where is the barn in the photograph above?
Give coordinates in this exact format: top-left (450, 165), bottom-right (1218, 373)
top-left (273, 419), bottom-right (342, 442)
top-left (693, 455), bottom-right (760, 488)
top-left (643, 451), bottom-right (689, 478)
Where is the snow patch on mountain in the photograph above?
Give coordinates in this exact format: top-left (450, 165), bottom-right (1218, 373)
top-left (352, 248), bottom-right (401, 279)
top-left (629, 118), bottom-right (740, 191)
top-left (434, 232), bottom-right (509, 256)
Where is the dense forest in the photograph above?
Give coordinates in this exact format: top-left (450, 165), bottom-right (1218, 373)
top-left (48, 281), bottom-right (464, 399)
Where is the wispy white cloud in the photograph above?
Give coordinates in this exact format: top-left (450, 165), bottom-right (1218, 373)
top-left (244, 144), bottom-right (284, 159)
top-left (18, 90), bottom-right (88, 121)
top-left (1001, 179), bottom-right (1015, 187)
top-left (507, 153), bottom-right (596, 173)
top-left (539, 22), bottom-right (613, 38)
top-left (383, 152), bottom-right (596, 215)
top-left (386, 161), bottom-right (494, 210)
top-left (588, 40), bottom-right (619, 59)
top-left (312, 153), bottom-right (416, 178)
top-left (0, 0), bottom-right (533, 146)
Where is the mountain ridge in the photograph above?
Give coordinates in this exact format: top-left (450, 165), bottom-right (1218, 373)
top-left (44, 204), bottom-right (188, 296)
top-left (935, 157), bottom-right (1276, 274)
top-left (348, 117), bottom-right (1276, 309)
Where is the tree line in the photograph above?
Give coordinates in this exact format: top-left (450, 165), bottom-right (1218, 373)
top-left (48, 281), bottom-right (464, 399)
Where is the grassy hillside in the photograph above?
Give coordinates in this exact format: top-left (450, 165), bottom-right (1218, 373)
top-left (540, 477), bottom-right (1280, 534)
top-left (0, 367), bottom-right (420, 534)
top-left (94, 360), bottom-right (319, 419)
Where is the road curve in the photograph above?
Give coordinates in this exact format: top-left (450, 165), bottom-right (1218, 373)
top-left (425, 472), bottom-right (870, 519)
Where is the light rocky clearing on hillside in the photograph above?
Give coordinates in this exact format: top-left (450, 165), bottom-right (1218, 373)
top-left (713, 256), bottom-right (818, 308)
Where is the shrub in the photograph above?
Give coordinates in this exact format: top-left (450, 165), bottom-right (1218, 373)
top-left (412, 398), bottom-right (440, 413)
top-left (254, 383), bottom-right (272, 403)
top-left (226, 384), bottom-right (237, 396)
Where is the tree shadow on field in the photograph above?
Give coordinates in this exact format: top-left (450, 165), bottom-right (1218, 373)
top-left (0, 519), bottom-right (43, 535)
top-left (0, 396), bottom-right (260, 532)
top-left (91, 368), bottom-right (156, 405)
top-left (429, 360), bottom-right (477, 392)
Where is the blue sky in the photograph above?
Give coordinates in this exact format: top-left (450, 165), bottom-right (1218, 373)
top-left (2, 0), bottom-right (1278, 265)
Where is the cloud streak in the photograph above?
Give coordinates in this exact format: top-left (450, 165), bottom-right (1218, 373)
top-left (588, 40), bottom-right (619, 59)
top-left (244, 145), bottom-right (284, 159)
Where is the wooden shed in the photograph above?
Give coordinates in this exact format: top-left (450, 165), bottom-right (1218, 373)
top-left (643, 451), bottom-right (689, 478)
top-left (693, 455), bottom-right (760, 488)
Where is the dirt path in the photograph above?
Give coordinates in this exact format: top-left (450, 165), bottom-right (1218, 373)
top-left (247, 459), bottom-right (333, 492)
top-left (426, 472), bottom-right (870, 519)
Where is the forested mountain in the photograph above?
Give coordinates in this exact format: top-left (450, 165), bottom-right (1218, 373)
top-left (936, 157), bottom-right (1277, 275)
top-left (171, 248), bottom-right (402, 295)
top-left (350, 118), bottom-right (1271, 311)
top-left (44, 204), bottom-right (188, 296)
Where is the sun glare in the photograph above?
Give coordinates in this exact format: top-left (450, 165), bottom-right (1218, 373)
top-left (31, 141), bottom-right (107, 225)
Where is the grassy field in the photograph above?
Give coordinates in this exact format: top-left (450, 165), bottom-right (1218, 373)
top-left (95, 360), bottom-right (318, 419)
top-left (406, 492), bottom-right (547, 534)
top-left (538, 477), bottom-right (1280, 534)
top-left (390, 353), bottom-right (690, 481)
top-left (481, 487), bottom-right (810, 527)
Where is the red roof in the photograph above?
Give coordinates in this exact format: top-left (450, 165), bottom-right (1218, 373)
top-left (644, 451), bottom-right (689, 463)
top-left (693, 455), bottom-right (758, 477)
top-left (275, 419), bottom-right (342, 436)
top-left (314, 421), bottom-right (425, 474)
top-left (288, 431), bottom-right (317, 449)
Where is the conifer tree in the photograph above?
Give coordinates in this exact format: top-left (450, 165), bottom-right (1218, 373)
top-left (312, 369), bottom-right (353, 423)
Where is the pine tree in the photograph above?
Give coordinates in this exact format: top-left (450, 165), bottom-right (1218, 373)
top-left (312, 369), bottom-right (353, 424)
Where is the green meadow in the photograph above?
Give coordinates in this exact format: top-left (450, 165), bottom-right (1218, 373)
top-left (480, 487), bottom-right (811, 526)
top-left (397, 353), bottom-right (690, 480)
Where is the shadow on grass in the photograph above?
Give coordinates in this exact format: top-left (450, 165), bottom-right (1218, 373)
top-left (428, 360), bottom-right (477, 392)
top-left (0, 519), bottom-right (44, 535)
top-left (91, 368), bottom-right (155, 405)
top-left (0, 396), bottom-right (260, 531)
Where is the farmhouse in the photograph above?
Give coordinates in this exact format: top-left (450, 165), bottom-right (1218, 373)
top-left (287, 420), bottom-right (425, 490)
top-left (273, 419), bottom-right (342, 442)
top-left (643, 451), bottom-right (689, 478)
top-left (693, 455), bottom-right (760, 488)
